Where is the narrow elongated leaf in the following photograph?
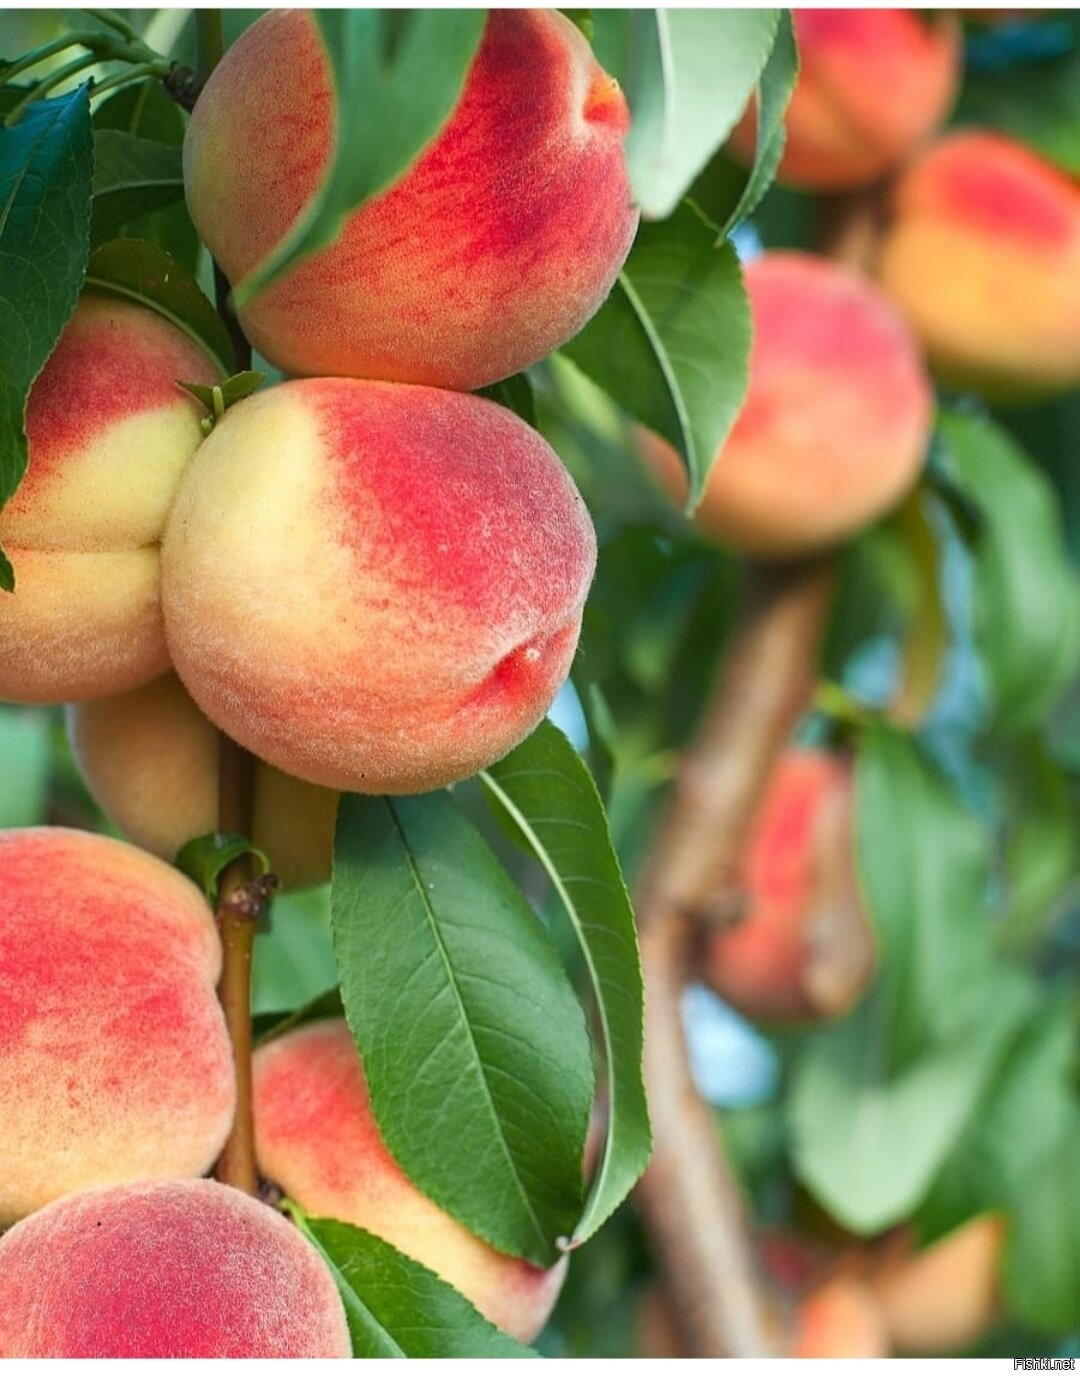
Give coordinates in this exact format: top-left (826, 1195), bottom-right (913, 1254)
top-left (332, 791), bottom-right (593, 1265)
top-left (855, 723), bottom-right (994, 1066)
top-left (0, 85), bottom-right (93, 588)
top-left (297, 1212), bottom-right (536, 1358)
top-left (85, 238), bottom-right (234, 374)
top-left (561, 200), bottom-right (750, 509)
top-left (481, 720), bottom-right (650, 1243)
top-left (235, 9), bottom-right (486, 306)
top-left (789, 973), bottom-right (1033, 1234)
top-left (1004, 1122), bottom-right (1080, 1333)
top-left (90, 128), bottom-right (184, 242)
top-left (936, 409), bottom-right (1080, 733)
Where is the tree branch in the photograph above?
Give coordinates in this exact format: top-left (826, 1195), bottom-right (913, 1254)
top-left (634, 556), bottom-right (835, 1356)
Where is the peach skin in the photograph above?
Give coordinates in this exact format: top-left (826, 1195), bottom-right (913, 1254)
top-left (0, 294), bottom-right (219, 704)
top-left (877, 130), bottom-right (1080, 400)
top-left (67, 673), bottom-right (338, 890)
top-left (703, 749), bottom-right (875, 1024)
top-left (792, 1276), bottom-right (890, 1358)
top-left (0, 828), bottom-right (234, 1225)
top-left (253, 1018), bottom-right (566, 1342)
top-left (0, 1179), bottom-right (352, 1357)
top-left (730, 10), bottom-right (959, 190)
top-left (161, 379), bottom-right (596, 795)
top-left (639, 252), bottom-right (932, 558)
top-left (184, 9), bottom-right (637, 390)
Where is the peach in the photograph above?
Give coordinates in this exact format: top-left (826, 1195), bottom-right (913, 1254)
top-left (792, 1277), bottom-right (890, 1358)
top-left (639, 253), bottom-right (931, 558)
top-left (161, 378), bottom-right (596, 794)
top-left (184, 9), bottom-right (636, 391)
top-left (0, 293), bottom-right (219, 704)
top-left (253, 1018), bottom-right (566, 1342)
top-left (0, 1179), bottom-right (352, 1357)
top-left (730, 10), bottom-right (959, 190)
top-left (876, 130), bottom-right (1080, 400)
top-left (868, 1215), bottom-right (1005, 1353)
top-left (703, 748), bottom-right (875, 1024)
top-left (67, 674), bottom-right (338, 889)
top-left (0, 828), bottom-right (234, 1225)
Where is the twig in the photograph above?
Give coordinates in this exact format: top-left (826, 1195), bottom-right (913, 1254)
top-left (634, 557), bottom-right (835, 1356)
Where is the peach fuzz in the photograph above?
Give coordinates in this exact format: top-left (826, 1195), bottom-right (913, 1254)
top-left (0, 828), bottom-right (234, 1225)
top-left (253, 1018), bottom-right (566, 1342)
top-left (639, 253), bottom-right (932, 558)
top-left (0, 293), bottom-right (219, 705)
top-left (703, 749), bottom-right (875, 1024)
top-left (868, 1214), bottom-right (1005, 1354)
top-left (183, 9), bottom-right (637, 391)
top-left (729, 10), bottom-right (959, 190)
top-left (0, 1179), bottom-right (352, 1357)
top-left (161, 379), bottom-right (596, 795)
top-left (67, 673), bottom-right (338, 890)
top-left (877, 130), bottom-right (1080, 400)
top-left (792, 1276), bottom-right (890, 1358)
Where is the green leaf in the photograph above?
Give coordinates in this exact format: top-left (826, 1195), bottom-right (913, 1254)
top-left (295, 1211), bottom-right (536, 1358)
top-left (561, 200), bottom-right (750, 510)
top-left (175, 831), bottom-right (270, 905)
top-left (956, 41), bottom-right (1080, 176)
top-left (855, 723), bottom-right (994, 1065)
top-left (234, 9), bottom-right (486, 307)
top-left (85, 237), bottom-right (234, 374)
top-left (331, 791), bottom-right (593, 1266)
top-left (1004, 1120), bottom-right (1080, 1333)
top-left (789, 972), bottom-right (1033, 1234)
top-left (610, 9), bottom-right (779, 220)
top-left (90, 128), bottom-right (184, 244)
top-left (888, 490), bottom-right (949, 726)
top-left (476, 372), bottom-right (535, 428)
top-left (714, 9), bottom-right (797, 235)
top-left (251, 886), bottom-right (338, 1020)
top-left (481, 720), bottom-right (650, 1244)
top-left (997, 740), bottom-right (1079, 952)
top-left (936, 409), bottom-right (1080, 734)
top-left (254, 986), bottom-right (343, 1046)
top-left (0, 85), bottom-right (93, 590)
top-left (0, 706), bottom-right (49, 826)
top-left (179, 370), bottom-right (265, 425)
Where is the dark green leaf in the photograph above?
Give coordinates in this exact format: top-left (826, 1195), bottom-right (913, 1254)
top-left (85, 237), bottom-right (234, 374)
top-left (0, 85), bottom-right (93, 590)
top-left (937, 409), bottom-right (1080, 734)
top-left (296, 1211), bottom-right (536, 1357)
top-left (90, 128), bottom-right (184, 243)
top-left (234, 9), bottom-right (486, 306)
top-left (476, 372), bottom-right (535, 427)
top-left (332, 791), bottom-right (593, 1265)
top-left (254, 986), bottom-right (343, 1047)
top-left (0, 706), bottom-right (49, 826)
top-left (997, 740), bottom-right (1079, 952)
top-left (175, 831), bottom-right (270, 904)
top-left (561, 200), bottom-right (750, 510)
top-left (956, 40), bottom-right (1080, 175)
top-left (179, 370), bottom-right (265, 422)
top-left (1004, 1120), bottom-right (1080, 1332)
top-left (481, 720), bottom-right (650, 1243)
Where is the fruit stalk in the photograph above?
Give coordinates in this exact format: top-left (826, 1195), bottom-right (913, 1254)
top-left (634, 557), bottom-right (834, 1356)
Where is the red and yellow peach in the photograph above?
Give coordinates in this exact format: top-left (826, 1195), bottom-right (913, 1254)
top-left (703, 749), bottom-right (875, 1024)
top-left (253, 1018), bottom-right (566, 1342)
top-left (877, 130), bottom-right (1080, 400)
top-left (67, 674), bottom-right (338, 889)
top-left (0, 828), bottom-right (234, 1225)
top-left (0, 294), bottom-right (219, 704)
top-left (0, 1179), bottom-right (352, 1357)
top-left (184, 9), bottom-right (636, 390)
top-left (161, 379), bottom-right (596, 795)
top-left (638, 252), bottom-right (932, 558)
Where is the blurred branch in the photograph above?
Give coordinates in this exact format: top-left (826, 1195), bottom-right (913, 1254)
top-left (634, 556), bottom-right (834, 1356)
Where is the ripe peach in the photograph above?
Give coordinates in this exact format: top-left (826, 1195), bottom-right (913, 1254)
top-left (0, 1179), bottom-right (352, 1357)
top-left (0, 828), bottom-right (234, 1225)
top-left (184, 9), bottom-right (636, 391)
top-left (0, 294), bottom-right (219, 704)
top-left (161, 379), bottom-right (596, 794)
top-left (67, 674), bottom-right (338, 889)
top-left (730, 10), bottom-right (959, 190)
top-left (792, 1277), bottom-right (890, 1357)
top-left (877, 130), bottom-right (1080, 400)
top-left (638, 253), bottom-right (932, 558)
top-left (253, 1018), bottom-right (566, 1342)
top-left (868, 1215), bottom-right (1005, 1353)
top-left (703, 749), bottom-right (875, 1024)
